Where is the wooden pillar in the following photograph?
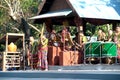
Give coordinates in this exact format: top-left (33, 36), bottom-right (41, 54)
top-left (82, 19), bottom-right (87, 35)
top-left (74, 16), bottom-right (83, 45)
top-left (112, 22), bottom-right (117, 31)
top-left (2, 52), bottom-right (6, 71)
top-left (45, 19), bottom-right (53, 33)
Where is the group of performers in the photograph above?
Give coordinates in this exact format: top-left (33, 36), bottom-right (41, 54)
top-left (87, 26), bottom-right (120, 64)
top-left (26, 25), bottom-right (49, 71)
top-left (49, 26), bottom-right (120, 64)
top-left (26, 24), bottom-right (120, 70)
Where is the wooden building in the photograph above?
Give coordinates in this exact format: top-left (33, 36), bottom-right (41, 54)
top-left (29, 0), bottom-right (120, 66)
top-left (30, 0), bottom-right (120, 33)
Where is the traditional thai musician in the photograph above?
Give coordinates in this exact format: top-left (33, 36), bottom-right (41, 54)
top-left (26, 36), bottom-right (35, 67)
top-left (97, 28), bottom-right (107, 41)
top-left (61, 27), bottom-right (74, 51)
top-left (49, 30), bottom-right (58, 46)
top-left (114, 26), bottom-right (120, 63)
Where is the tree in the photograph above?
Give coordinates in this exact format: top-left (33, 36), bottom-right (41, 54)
top-left (0, 0), bottom-right (42, 37)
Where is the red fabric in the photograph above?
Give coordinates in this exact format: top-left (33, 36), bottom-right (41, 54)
top-left (118, 48), bottom-right (120, 59)
top-left (37, 45), bottom-right (48, 69)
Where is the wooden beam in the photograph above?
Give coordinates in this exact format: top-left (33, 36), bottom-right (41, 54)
top-left (45, 19), bottom-right (53, 33)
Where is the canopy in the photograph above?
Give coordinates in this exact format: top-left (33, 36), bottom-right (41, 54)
top-left (29, 9), bottom-right (72, 19)
top-left (69, 0), bottom-right (120, 20)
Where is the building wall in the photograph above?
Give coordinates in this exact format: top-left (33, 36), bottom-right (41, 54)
top-left (50, 0), bottom-right (71, 11)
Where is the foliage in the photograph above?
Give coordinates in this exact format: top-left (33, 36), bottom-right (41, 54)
top-left (0, 0), bottom-right (119, 39)
top-left (94, 24), bottom-right (112, 37)
top-left (0, 0), bottom-right (42, 38)
top-left (21, 0), bottom-right (42, 18)
top-left (53, 25), bottom-right (77, 36)
top-left (85, 23), bottom-right (112, 37)
top-left (85, 23), bottom-right (96, 36)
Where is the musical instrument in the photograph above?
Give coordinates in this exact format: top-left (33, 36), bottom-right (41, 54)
top-left (101, 42), bottom-right (117, 57)
top-left (73, 41), bottom-right (82, 50)
top-left (84, 42), bottom-right (101, 58)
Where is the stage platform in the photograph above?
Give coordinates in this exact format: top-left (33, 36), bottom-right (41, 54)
top-left (0, 64), bottom-right (120, 80)
top-left (48, 64), bottom-right (120, 70)
top-left (0, 64), bottom-right (120, 71)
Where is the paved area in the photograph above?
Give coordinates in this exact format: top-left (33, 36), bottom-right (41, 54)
top-left (0, 64), bottom-right (120, 80)
top-left (0, 70), bottom-right (120, 80)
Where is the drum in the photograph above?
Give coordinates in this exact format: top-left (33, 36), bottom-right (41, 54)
top-left (84, 42), bottom-right (101, 57)
top-left (101, 42), bottom-right (117, 57)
